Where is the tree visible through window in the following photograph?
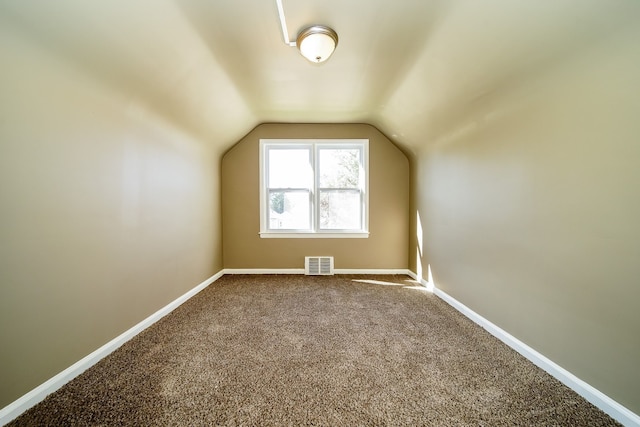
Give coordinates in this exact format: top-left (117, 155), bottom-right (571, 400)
top-left (260, 139), bottom-right (369, 237)
top-left (318, 148), bottom-right (362, 229)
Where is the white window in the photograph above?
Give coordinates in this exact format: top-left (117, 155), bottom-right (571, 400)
top-left (260, 139), bottom-right (369, 238)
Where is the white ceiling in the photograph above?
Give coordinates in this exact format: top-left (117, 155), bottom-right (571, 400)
top-left (2, 0), bottom-right (639, 155)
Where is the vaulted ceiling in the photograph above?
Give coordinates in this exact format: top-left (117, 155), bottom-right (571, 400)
top-left (2, 0), bottom-right (639, 155)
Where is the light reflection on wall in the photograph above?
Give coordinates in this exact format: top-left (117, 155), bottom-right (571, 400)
top-left (416, 210), bottom-right (423, 281)
top-left (416, 210), bottom-right (434, 292)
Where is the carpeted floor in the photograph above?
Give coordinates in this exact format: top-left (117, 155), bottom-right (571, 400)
top-left (9, 275), bottom-right (620, 426)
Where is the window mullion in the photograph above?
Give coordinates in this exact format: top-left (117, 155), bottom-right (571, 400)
top-left (312, 143), bottom-right (319, 233)
top-left (264, 146), bottom-right (270, 232)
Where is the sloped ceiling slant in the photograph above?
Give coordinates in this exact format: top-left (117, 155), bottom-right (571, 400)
top-left (1, 0), bottom-right (639, 153)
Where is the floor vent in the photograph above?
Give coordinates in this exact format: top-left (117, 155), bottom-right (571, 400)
top-left (305, 256), bottom-right (334, 275)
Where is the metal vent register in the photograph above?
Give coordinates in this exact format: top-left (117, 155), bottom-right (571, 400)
top-left (305, 256), bottom-right (334, 275)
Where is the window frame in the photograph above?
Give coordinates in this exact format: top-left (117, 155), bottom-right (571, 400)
top-left (259, 139), bottom-right (369, 238)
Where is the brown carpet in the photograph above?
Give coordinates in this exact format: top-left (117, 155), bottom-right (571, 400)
top-left (9, 275), bottom-right (619, 426)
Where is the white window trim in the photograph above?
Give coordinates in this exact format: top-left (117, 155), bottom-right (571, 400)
top-left (259, 139), bottom-right (369, 238)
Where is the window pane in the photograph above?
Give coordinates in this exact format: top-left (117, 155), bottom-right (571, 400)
top-left (268, 149), bottom-right (311, 189)
top-left (269, 191), bottom-right (310, 229)
top-left (319, 148), bottom-right (360, 188)
top-left (319, 190), bottom-right (361, 229)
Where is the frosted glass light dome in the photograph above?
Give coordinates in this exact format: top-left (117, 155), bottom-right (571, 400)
top-left (296, 26), bottom-right (338, 63)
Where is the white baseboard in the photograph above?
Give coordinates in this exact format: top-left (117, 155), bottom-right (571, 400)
top-left (334, 268), bottom-right (413, 275)
top-left (223, 268), bottom-right (305, 274)
top-left (1, 268), bottom-right (410, 425)
top-left (411, 271), bottom-right (640, 427)
top-left (406, 270), bottom-right (424, 284)
top-left (0, 270), bottom-right (224, 427)
top-left (224, 268), bottom-right (414, 276)
top-left (7, 269), bottom-right (635, 426)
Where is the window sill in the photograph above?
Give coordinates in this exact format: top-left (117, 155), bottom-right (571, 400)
top-left (259, 232), bottom-right (369, 239)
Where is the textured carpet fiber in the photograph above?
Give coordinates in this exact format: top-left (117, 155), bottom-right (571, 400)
top-left (10, 275), bottom-right (619, 426)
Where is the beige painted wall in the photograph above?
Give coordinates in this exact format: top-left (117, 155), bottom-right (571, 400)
top-left (222, 123), bottom-right (409, 270)
top-left (413, 26), bottom-right (640, 413)
top-left (0, 21), bottom-right (223, 407)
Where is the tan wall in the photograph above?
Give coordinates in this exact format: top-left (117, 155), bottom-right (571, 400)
top-left (222, 123), bottom-right (409, 270)
top-left (0, 22), bottom-right (223, 407)
top-left (413, 26), bottom-right (640, 412)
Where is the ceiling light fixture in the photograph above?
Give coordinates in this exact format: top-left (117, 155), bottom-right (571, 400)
top-left (275, 0), bottom-right (338, 64)
top-left (296, 25), bottom-right (338, 63)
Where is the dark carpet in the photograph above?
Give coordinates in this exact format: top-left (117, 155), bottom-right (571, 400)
top-left (9, 274), bottom-right (620, 426)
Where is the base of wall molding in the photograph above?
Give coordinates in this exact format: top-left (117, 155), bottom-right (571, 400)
top-left (0, 271), bottom-right (224, 427)
top-left (409, 271), bottom-right (639, 427)
top-left (224, 268), bottom-right (414, 276)
top-left (406, 270), bottom-right (426, 284)
top-left (223, 268), bottom-right (305, 274)
top-left (334, 268), bottom-right (413, 275)
top-left (7, 269), bottom-right (635, 426)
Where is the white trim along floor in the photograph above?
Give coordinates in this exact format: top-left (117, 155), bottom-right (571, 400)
top-left (1, 269), bottom-right (638, 426)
